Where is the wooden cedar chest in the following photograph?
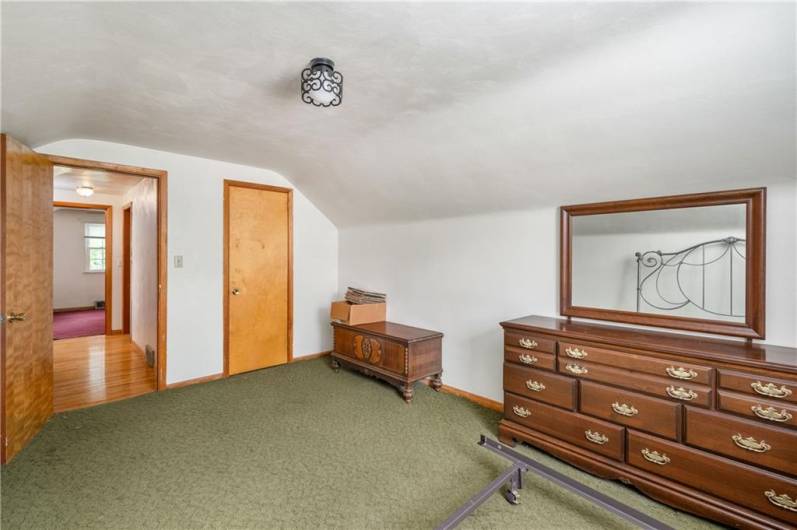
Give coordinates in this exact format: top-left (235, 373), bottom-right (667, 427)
top-left (330, 321), bottom-right (443, 403)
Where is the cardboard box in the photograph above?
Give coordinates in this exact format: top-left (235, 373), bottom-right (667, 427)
top-left (330, 301), bottom-right (386, 325)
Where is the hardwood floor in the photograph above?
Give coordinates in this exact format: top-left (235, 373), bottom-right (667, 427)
top-left (53, 334), bottom-right (156, 413)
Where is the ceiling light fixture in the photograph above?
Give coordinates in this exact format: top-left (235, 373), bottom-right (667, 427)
top-left (301, 58), bottom-right (343, 107)
top-left (76, 185), bottom-right (94, 197)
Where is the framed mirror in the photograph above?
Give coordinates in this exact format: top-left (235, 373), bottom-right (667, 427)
top-left (560, 188), bottom-right (765, 339)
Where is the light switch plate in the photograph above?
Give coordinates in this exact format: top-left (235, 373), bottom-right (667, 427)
top-left (174, 255), bottom-right (183, 268)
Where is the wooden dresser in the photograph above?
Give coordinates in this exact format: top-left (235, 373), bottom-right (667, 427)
top-left (331, 321), bottom-right (443, 403)
top-left (499, 315), bottom-right (797, 529)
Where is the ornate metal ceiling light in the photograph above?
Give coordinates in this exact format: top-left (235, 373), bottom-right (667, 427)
top-left (301, 58), bottom-right (343, 107)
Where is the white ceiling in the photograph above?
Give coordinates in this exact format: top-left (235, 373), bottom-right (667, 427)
top-left (53, 165), bottom-right (145, 196)
top-left (2, 2), bottom-right (795, 226)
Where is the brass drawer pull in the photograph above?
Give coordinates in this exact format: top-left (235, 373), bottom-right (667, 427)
top-left (752, 405), bottom-right (792, 423)
top-left (732, 433), bottom-right (771, 453)
top-left (518, 338), bottom-right (538, 350)
top-left (666, 386), bottom-right (697, 401)
top-left (518, 353), bottom-right (538, 365)
top-left (564, 346), bottom-right (588, 359)
top-left (666, 366), bottom-right (698, 380)
top-left (612, 402), bottom-right (639, 417)
top-left (525, 380), bottom-right (546, 392)
top-left (751, 381), bottom-right (792, 399)
top-left (512, 405), bottom-right (531, 418)
top-left (641, 448), bottom-right (670, 465)
top-left (765, 490), bottom-right (797, 512)
top-left (565, 363), bottom-right (588, 375)
top-left (584, 430), bottom-right (609, 445)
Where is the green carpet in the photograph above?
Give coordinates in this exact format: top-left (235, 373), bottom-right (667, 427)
top-left (1, 359), bottom-right (719, 529)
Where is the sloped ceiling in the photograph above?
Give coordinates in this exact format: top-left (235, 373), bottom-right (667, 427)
top-left (2, 2), bottom-right (795, 226)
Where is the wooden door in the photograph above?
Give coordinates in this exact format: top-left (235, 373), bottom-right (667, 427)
top-left (224, 181), bottom-right (292, 375)
top-left (122, 205), bottom-right (132, 334)
top-left (1, 134), bottom-right (54, 463)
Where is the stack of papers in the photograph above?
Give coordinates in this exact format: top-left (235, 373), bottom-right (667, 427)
top-left (345, 287), bottom-right (387, 305)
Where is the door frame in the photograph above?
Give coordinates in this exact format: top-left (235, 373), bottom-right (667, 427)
top-left (122, 203), bottom-right (132, 335)
top-left (52, 201), bottom-right (114, 335)
top-left (223, 179), bottom-right (293, 376)
top-left (44, 154), bottom-right (168, 390)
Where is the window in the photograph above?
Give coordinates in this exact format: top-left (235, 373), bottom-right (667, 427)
top-left (84, 222), bottom-right (106, 272)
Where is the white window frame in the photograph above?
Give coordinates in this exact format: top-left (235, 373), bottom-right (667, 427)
top-left (84, 222), bottom-right (106, 273)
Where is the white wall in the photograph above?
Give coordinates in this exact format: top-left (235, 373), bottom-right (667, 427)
top-left (53, 209), bottom-right (106, 309)
top-left (53, 189), bottom-right (126, 328)
top-left (40, 139), bottom-right (339, 385)
top-left (123, 178), bottom-right (158, 353)
top-left (340, 209), bottom-right (559, 402)
top-left (339, 180), bottom-right (797, 403)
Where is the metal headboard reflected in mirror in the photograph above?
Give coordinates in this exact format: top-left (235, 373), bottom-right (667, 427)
top-left (560, 188), bottom-right (766, 339)
top-left (635, 236), bottom-right (746, 320)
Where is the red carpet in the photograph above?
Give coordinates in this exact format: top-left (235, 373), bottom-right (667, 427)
top-left (53, 309), bottom-right (105, 340)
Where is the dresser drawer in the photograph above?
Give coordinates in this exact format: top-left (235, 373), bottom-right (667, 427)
top-left (504, 346), bottom-right (555, 371)
top-left (628, 431), bottom-right (797, 525)
top-left (557, 360), bottom-right (712, 408)
top-left (504, 364), bottom-right (576, 410)
top-left (579, 381), bottom-right (681, 440)
top-left (686, 408), bottom-right (797, 477)
top-left (504, 392), bottom-right (624, 461)
top-left (718, 390), bottom-right (797, 430)
top-left (559, 341), bottom-right (712, 385)
top-left (504, 330), bottom-right (556, 354)
top-left (719, 370), bottom-right (797, 404)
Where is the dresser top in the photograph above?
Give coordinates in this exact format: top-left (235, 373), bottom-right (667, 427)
top-left (331, 321), bottom-right (443, 343)
top-left (501, 315), bottom-right (797, 373)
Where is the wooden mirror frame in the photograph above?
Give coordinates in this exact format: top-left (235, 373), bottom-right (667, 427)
top-left (560, 188), bottom-right (766, 339)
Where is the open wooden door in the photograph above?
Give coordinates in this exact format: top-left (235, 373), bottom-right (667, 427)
top-left (1, 134), bottom-right (54, 463)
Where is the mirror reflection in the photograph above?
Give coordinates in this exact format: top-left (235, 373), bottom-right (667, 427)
top-left (571, 204), bottom-right (746, 322)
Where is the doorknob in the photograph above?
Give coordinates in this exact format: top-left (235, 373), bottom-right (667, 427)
top-left (6, 312), bottom-right (26, 322)
top-left (231, 288), bottom-right (241, 296)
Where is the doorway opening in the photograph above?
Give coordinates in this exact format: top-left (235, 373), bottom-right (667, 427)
top-left (52, 201), bottom-right (112, 339)
top-left (1, 136), bottom-right (170, 462)
top-left (50, 158), bottom-right (166, 412)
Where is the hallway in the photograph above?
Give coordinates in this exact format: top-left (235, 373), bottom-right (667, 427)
top-left (53, 334), bottom-right (156, 413)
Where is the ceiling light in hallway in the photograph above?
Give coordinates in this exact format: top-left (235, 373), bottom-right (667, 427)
top-left (75, 185), bottom-right (94, 197)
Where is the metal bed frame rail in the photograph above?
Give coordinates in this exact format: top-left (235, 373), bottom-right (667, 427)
top-left (436, 435), bottom-right (672, 530)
